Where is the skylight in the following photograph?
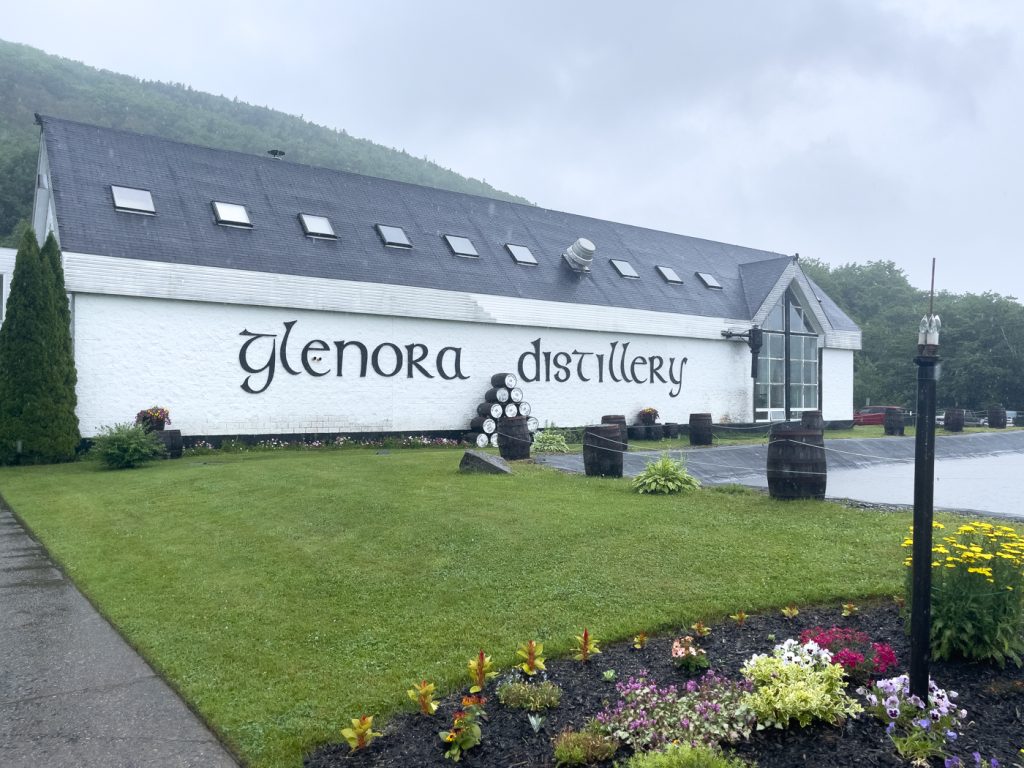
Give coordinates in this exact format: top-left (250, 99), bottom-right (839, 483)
top-left (696, 272), bottom-right (722, 289)
top-left (610, 259), bottom-right (639, 278)
top-left (212, 201), bottom-right (252, 228)
top-left (376, 224), bottom-right (411, 248)
top-left (443, 234), bottom-right (479, 258)
top-left (299, 213), bottom-right (336, 239)
top-left (506, 244), bottom-right (538, 265)
top-left (657, 266), bottom-right (683, 284)
top-left (111, 185), bottom-right (155, 215)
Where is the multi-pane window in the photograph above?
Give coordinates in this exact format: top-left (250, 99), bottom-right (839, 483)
top-left (754, 289), bottom-right (819, 422)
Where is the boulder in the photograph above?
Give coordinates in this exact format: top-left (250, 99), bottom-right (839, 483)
top-left (459, 450), bottom-right (512, 474)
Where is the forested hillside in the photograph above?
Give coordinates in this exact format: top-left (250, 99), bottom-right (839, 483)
top-left (802, 259), bottom-right (1023, 412)
top-left (0, 39), bottom-right (529, 245)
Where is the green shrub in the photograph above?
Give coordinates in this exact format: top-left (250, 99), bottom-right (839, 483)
top-left (740, 639), bottom-right (862, 728)
top-left (632, 454), bottom-right (701, 494)
top-left (542, 425), bottom-right (585, 444)
top-left (904, 520), bottom-right (1024, 666)
top-left (532, 430), bottom-right (571, 453)
top-left (624, 744), bottom-right (752, 768)
top-left (552, 725), bottom-right (617, 766)
top-left (90, 423), bottom-right (166, 469)
top-left (496, 679), bottom-right (562, 711)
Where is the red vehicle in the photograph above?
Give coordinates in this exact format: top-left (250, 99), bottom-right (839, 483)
top-left (853, 406), bottom-right (904, 426)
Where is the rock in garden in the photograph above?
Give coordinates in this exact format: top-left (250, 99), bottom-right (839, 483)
top-left (459, 450), bottom-right (512, 474)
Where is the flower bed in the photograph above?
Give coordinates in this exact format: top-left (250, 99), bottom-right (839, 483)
top-left (304, 603), bottom-right (1023, 767)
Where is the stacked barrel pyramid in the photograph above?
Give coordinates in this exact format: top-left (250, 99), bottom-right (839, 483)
top-left (465, 373), bottom-right (539, 452)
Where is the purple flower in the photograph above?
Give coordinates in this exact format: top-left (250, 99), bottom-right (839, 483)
top-left (946, 758), bottom-right (963, 768)
top-left (973, 753), bottom-right (982, 766)
top-left (886, 722), bottom-right (896, 735)
top-left (946, 730), bottom-right (958, 741)
top-left (915, 718), bottom-right (931, 730)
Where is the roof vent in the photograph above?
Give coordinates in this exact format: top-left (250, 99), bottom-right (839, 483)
top-left (562, 238), bottom-right (595, 272)
top-left (267, 149), bottom-right (285, 159)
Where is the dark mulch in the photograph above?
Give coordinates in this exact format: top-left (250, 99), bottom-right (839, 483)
top-left (304, 602), bottom-right (1024, 767)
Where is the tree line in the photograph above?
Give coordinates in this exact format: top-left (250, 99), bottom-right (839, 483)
top-left (0, 38), bottom-right (530, 246)
top-left (801, 259), bottom-right (1023, 412)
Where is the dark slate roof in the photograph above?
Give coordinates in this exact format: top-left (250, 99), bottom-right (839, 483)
top-left (39, 115), bottom-right (856, 329)
top-left (738, 257), bottom-right (792, 317)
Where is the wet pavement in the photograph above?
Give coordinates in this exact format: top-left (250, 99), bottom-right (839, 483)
top-left (0, 504), bottom-right (239, 768)
top-left (536, 430), bottom-right (1024, 518)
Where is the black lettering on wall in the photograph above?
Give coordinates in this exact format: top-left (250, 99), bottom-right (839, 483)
top-left (371, 342), bottom-right (403, 377)
top-left (335, 340), bottom-right (369, 377)
top-left (238, 330), bottom-right (277, 394)
top-left (302, 339), bottom-right (330, 377)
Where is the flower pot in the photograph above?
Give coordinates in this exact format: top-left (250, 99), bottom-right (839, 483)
top-left (142, 417), bottom-right (165, 432)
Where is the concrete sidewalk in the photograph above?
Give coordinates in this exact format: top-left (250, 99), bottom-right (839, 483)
top-left (0, 504), bottom-right (239, 768)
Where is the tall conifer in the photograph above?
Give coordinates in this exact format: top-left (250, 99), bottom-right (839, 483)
top-left (0, 228), bottom-right (78, 463)
top-left (41, 232), bottom-right (80, 456)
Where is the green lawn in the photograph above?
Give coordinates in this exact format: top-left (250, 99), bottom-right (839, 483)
top-left (1, 449), bottom-right (921, 767)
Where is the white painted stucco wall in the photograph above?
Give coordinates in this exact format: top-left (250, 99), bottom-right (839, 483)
top-left (71, 293), bottom-right (775, 437)
top-left (821, 347), bottom-right (855, 422)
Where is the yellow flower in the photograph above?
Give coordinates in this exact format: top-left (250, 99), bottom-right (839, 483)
top-left (932, 522), bottom-right (945, 529)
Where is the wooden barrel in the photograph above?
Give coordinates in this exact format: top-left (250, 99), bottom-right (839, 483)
top-left (477, 402), bottom-right (503, 419)
top-left (800, 410), bottom-right (824, 431)
top-left (583, 424), bottom-right (625, 477)
top-left (647, 424), bottom-right (664, 440)
top-left (526, 416), bottom-right (539, 433)
top-left (664, 422), bottom-right (679, 439)
top-left (766, 423), bottom-right (826, 500)
top-left (883, 409), bottom-right (904, 436)
top-left (689, 413), bottom-right (713, 446)
top-left (944, 408), bottom-right (964, 432)
top-left (470, 416), bottom-right (496, 434)
top-left (627, 425), bottom-right (646, 441)
top-left (988, 408), bottom-right (1007, 429)
top-left (484, 387), bottom-right (510, 403)
top-left (155, 429), bottom-right (183, 459)
top-left (464, 432), bottom-right (490, 448)
top-left (503, 403), bottom-right (519, 418)
top-left (601, 415), bottom-right (629, 447)
top-left (491, 372), bottom-right (517, 388)
top-left (509, 387), bottom-right (524, 403)
top-left (517, 401), bottom-right (532, 417)
top-left (489, 433), bottom-right (499, 447)
top-left (497, 416), bottom-right (532, 460)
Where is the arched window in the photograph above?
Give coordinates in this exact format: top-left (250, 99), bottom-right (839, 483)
top-left (754, 289), bottom-right (820, 421)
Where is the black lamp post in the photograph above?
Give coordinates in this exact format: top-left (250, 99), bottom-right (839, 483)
top-left (909, 311), bottom-right (941, 700)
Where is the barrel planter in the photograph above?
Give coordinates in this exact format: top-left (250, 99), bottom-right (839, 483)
top-left (883, 409), bottom-right (904, 436)
top-left (944, 408), bottom-right (964, 433)
top-left (155, 429), bottom-right (183, 459)
top-left (491, 373), bottom-right (517, 388)
top-left (800, 410), bottom-right (824, 431)
top-left (689, 413), bottom-right (713, 446)
top-left (664, 422), bottom-right (680, 439)
top-left (600, 415), bottom-right (629, 447)
top-left (647, 424), bottom-right (664, 441)
top-left (583, 424), bottom-right (625, 477)
top-left (497, 416), bottom-right (532, 460)
top-left (766, 423), bottom-right (826, 500)
top-left (627, 425), bottom-right (646, 441)
top-left (988, 408), bottom-right (1007, 429)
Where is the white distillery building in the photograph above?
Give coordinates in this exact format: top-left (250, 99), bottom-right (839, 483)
top-left (0, 116), bottom-right (860, 439)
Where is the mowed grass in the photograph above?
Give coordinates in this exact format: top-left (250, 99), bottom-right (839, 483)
top-left (1, 449), bottom-right (916, 768)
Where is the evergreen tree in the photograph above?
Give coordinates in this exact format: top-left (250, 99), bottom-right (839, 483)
top-left (40, 232), bottom-right (81, 455)
top-left (0, 228), bottom-right (77, 463)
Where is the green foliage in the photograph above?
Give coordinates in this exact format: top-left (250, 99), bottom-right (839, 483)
top-left (532, 430), bottom-right (571, 453)
top-left (440, 696), bottom-right (486, 762)
top-left (740, 640), bottom-right (862, 728)
top-left (0, 229), bottom-right (79, 464)
top-left (903, 520), bottom-right (1024, 666)
top-left (624, 744), bottom-right (752, 768)
top-left (340, 715), bottom-right (381, 752)
top-left (597, 671), bottom-right (755, 752)
top-left (553, 726), bottom-right (618, 766)
top-left (801, 258), bottom-right (1024, 411)
top-left (0, 39), bottom-right (529, 245)
top-left (859, 675), bottom-right (965, 764)
top-left (496, 679), bottom-right (562, 711)
top-left (90, 423), bottom-right (167, 469)
top-left (632, 454), bottom-right (701, 494)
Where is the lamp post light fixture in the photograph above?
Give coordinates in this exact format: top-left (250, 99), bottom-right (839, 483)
top-left (909, 310), bottom-right (941, 701)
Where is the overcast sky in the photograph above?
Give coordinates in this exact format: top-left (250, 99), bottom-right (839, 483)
top-left (5, 1), bottom-right (1022, 298)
